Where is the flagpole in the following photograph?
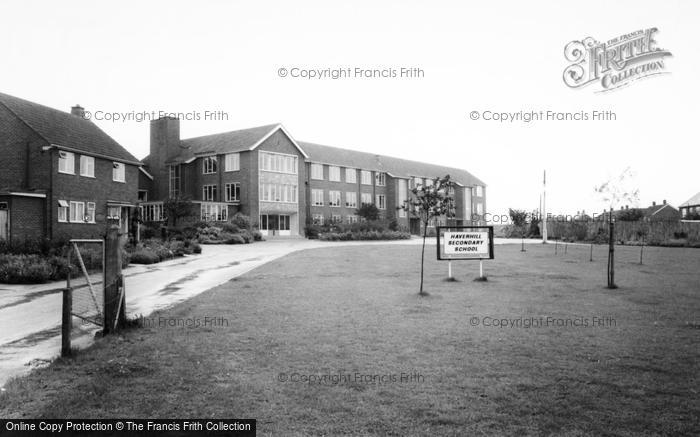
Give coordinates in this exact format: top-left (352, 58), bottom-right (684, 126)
top-left (542, 170), bottom-right (548, 243)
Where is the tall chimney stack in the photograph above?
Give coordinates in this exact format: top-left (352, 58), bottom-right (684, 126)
top-left (71, 105), bottom-right (85, 119)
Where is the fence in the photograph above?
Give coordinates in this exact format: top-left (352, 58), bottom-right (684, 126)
top-left (544, 220), bottom-right (700, 247)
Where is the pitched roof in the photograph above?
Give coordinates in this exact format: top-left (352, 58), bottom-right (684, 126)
top-left (298, 141), bottom-right (486, 187)
top-left (0, 92), bottom-right (140, 164)
top-left (680, 192), bottom-right (700, 207)
top-left (173, 124), bottom-right (282, 163)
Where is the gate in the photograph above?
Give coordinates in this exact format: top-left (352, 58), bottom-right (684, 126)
top-left (66, 239), bottom-right (105, 327)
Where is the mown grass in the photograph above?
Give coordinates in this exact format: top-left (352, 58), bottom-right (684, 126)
top-left (1, 243), bottom-right (698, 435)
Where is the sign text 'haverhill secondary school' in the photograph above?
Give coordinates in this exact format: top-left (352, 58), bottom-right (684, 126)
top-left (437, 226), bottom-right (494, 260)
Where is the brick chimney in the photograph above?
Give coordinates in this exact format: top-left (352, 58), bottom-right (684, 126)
top-left (652, 201), bottom-right (656, 206)
top-left (663, 199), bottom-right (667, 205)
top-left (150, 117), bottom-right (183, 199)
top-left (71, 105), bottom-right (85, 119)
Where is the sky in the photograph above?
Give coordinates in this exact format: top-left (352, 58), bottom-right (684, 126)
top-left (0, 0), bottom-right (698, 219)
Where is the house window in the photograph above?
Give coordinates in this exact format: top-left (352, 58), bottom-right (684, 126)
top-left (79, 155), bottom-right (94, 177)
top-left (413, 177), bottom-right (423, 188)
top-left (376, 194), bottom-right (386, 210)
top-left (260, 152), bottom-right (297, 174)
top-left (476, 202), bottom-right (484, 215)
top-left (311, 189), bottom-right (324, 206)
top-left (311, 163), bottom-right (324, 180)
top-left (202, 156), bottom-right (218, 174)
top-left (345, 192), bottom-right (357, 208)
top-left (476, 185), bottom-right (484, 197)
top-left (58, 200), bottom-right (69, 222)
top-left (107, 206), bottom-right (121, 220)
top-left (347, 215), bottom-right (359, 224)
top-left (361, 170), bottom-right (372, 185)
top-left (138, 190), bottom-right (148, 202)
top-left (329, 191), bottom-right (341, 207)
top-left (312, 214), bottom-right (324, 225)
top-left (424, 178), bottom-right (433, 187)
top-left (169, 165), bottom-right (181, 198)
top-left (361, 192), bottom-right (372, 205)
top-left (201, 203), bottom-right (228, 221)
top-left (375, 172), bottom-right (386, 186)
top-left (203, 185), bottom-right (217, 201)
top-left (112, 162), bottom-right (125, 182)
top-left (259, 183), bottom-right (297, 203)
top-left (329, 166), bottom-right (341, 182)
top-left (58, 151), bottom-right (75, 174)
top-left (345, 168), bottom-right (357, 184)
top-left (225, 183), bottom-right (240, 202)
top-left (224, 153), bottom-right (240, 172)
top-left (69, 201), bottom-right (85, 223)
top-left (86, 202), bottom-right (96, 223)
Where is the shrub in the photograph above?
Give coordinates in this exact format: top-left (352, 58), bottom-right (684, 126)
top-left (224, 234), bottom-right (246, 245)
top-left (318, 230), bottom-right (411, 241)
top-left (305, 225), bottom-right (322, 239)
top-left (191, 242), bottom-right (202, 254)
top-left (230, 213), bottom-right (253, 231)
top-left (253, 231), bottom-right (263, 241)
top-left (0, 254), bottom-right (53, 283)
top-left (221, 223), bottom-right (241, 234)
top-left (128, 249), bottom-right (161, 265)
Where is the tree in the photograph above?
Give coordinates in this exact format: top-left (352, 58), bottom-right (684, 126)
top-left (405, 175), bottom-right (456, 296)
top-left (356, 203), bottom-right (380, 221)
top-left (163, 196), bottom-right (195, 228)
top-left (617, 208), bottom-right (644, 222)
top-left (594, 167), bottom-right (640, 289)
top-left (509, 209), bottom-right (529, 227)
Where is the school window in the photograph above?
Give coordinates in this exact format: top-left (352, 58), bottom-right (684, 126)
top-left (476, 185), bottom-right (484, 197)
top-left (260, 151), bottom-right (297, 174)
top-left (79, 155), bottom-right (94, 177)
top-left (376, 194), bottom-right (386, 210)
top-left (224, 153), bottom-right (240, 172)
top-left (375, 172), bottom-right (386, 186)
top-left (201, 203), bottom-right (228, 221)
top-left (345, 192), bottom-right (357, 208)
top-left (361, 192), bottom-right (372, 205)
top-left (329, 166), bottom-right (341, 182)
top-left (347, 215), bottom-right (359, 224)
top-left (331, 215), bottom-right (341, 223)
top-left (413, 177), bottom-right (423, 188)
top-left (361, 170), bottom-right (372, 185)
top-left (398, 180), bottom-right (408, 217)
top-left (112, 162), bottom-right (125, 182)
top-left (203, 185), bottom-right (217, 201)
top-left (476, 202), bottom-right (484, 215)
top-left (312, 214), bottom-right (324, 225)
top-left (329, 191), bottom-right (341, 207)
top-left (311, 189), bottom-right (324, 206)
top-left (345, 168), bottom-right (357, 183)
top-left (424, 178), bottom-right (433, 187)
top-left (58, 151), bottom-right (75, 174)
top-left (259, 183), bottom-right (297, 203)
top-left (203, 156), bottom-right (218, 174)
top-left (169, 165), bottom-right (181, 198)
top-left (86, 202), bottom-right (96, 223)
top-left (57, 200), bottom-right (69, 222)
top-left (225, 183), bottom-right (240, 202)
top-left (69, 201), bottom-right (85, 223)
top-left (311, 163), bottom-right (324, 180)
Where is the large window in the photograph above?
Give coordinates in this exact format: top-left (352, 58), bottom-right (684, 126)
top-left (86, 202), bottom-right (96, 223)
top-left (260, 151), bottom-right (297, 174)
top-left (376, 194), bottom-right (386, 210)
top-left (225, 183), bottom-right (240, 202)
top-left (345, 168), bottom-right (357, 184)
top-left (329, 166), bottom-right (341, 182)
top-left (259, 183), bottom-right (297, 203)
top-left (311, 163), bottom-right (324, 180)
top-left (203, 156), bottom-right (218, 174)
top-left (311, 189), bottom-right (324, 206)
top-left (142, 203), bottom-right (164, 222)
top-left (312, 214), bottom-right (324, 225)
top-left (201, 203), bottom-right (228, 221)
top-left (260, 214), bottom-right (291, 231)
top-left (80, 155), bottom-right (94, 177)
top-left (112, 162), bottom-right (125, 182)
top-left (475, 185), bottom-right (484, 197)
top-left (361, 192), bottom-right (372, 205)
top-left (107, 206), bottom-right (121, 220)
top-left (57, 200), bottom-right (69, 222)
top-left (398, 179), bottom-right (408, 217)
top-left (224, 153), bottom-right (240, 172)
top-left (329, 191), bottom-right (341, 207)
top-left (169, 165), bottom-right (181, 198)
top-left (361, 170), bottom-right (372, 185)
top-left (69, 201), bottom-right (85, 223)
top-left (375, 172), bottom-right (386, 186)
top-left (345, 192), bottom-right (357, 208)
top-left (203, 184), bottom-right (217, 201)
top-left (347, 215), bottom-right (359, 224)
top-left (58, 151), bottom-right (75, 174)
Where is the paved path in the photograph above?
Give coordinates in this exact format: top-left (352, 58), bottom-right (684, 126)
top-left (0, 237), bottom-right (536, 387)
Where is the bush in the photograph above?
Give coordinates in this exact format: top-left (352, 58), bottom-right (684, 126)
top-left (319, 230), bottom-right (411, 241)
top-left (129, 249), bottom-right (161, 265)
top-left (253, 231), bottom-right (263, 241)
top-left (305, 225), bottom-right (322, 239)
top-left (221, 223), bottom-right (241, 234)
top-left (230, 213), bottom-right (253, 231)
top-left (224, 234), bottom-right (246, 245)
top-left (0, 254), bottom-right (53, 283)
top-left (191, 242), bottom-right (202, 254)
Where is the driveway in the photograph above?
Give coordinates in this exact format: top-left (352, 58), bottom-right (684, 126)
top-left (0, 237), bottom-right (536, 387)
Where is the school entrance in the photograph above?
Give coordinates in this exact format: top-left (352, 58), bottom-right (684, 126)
top-left (259, 213), bottom-right (294, 237)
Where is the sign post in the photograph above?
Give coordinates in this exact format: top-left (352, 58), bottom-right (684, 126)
top-left (437, 226), bottom-right (494, 282)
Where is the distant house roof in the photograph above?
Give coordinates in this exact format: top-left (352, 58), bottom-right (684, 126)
top-left (680, 192), bottom-right (700, 208)
top-left (608, 202), bottom-right (679, 219)
top-left (299, 141), bottom-right (486, 187)
top-left (0, 92), bottom-right (140, 164)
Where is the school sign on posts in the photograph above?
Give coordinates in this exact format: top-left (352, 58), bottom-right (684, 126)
top-left (437, 226), bottom-right (494, 260)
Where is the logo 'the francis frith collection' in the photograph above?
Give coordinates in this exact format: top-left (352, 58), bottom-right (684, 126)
top-left (563, 28), bottom-right (672, 92)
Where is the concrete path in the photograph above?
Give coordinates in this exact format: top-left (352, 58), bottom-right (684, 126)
top-left (0, 237), bottom-right (534, 387)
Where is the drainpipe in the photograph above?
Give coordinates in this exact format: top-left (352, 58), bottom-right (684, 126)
top-left (47, 147), bottom-right (54, 241)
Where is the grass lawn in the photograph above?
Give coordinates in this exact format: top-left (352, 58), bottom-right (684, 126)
top-left (1, 242), bottom-right (698, 435)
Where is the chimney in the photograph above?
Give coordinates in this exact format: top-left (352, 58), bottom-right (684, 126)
top-left (652, 201), bottom-right (656, 206)
top-left (150, 117), bottom-right (183, 199)
top-left (71, 105), bottom-right (85, 119)
top-left (663, 199), bottom-right (667, 205)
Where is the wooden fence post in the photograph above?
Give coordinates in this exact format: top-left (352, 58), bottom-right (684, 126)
top-left (103, 225), bottom-right (124, 333)
top-left (61, 287), bottom-right (72, 357)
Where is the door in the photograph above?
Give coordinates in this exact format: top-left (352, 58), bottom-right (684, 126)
top-left (0, 205), bottom-right (8, 240)
top-left (409, 218), bottom-right (421, 235)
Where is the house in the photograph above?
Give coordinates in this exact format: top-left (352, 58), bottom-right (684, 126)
top-left (0, 92), bottom-right (142, 243)
top-left (603, 200), bottom-right (681, 222)
top-left (140, 117), bottom-right (486, 236)
top-left (679, 192), bottom-right (700, 219)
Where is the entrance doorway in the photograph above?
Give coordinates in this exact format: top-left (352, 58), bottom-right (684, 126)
top-left (0, 203), bottom-right (8, 240)
top-left (260, 214), bottom-right (291, 237)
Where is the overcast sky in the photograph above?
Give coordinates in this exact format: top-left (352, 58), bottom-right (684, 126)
top-left (1, 0), bottom-right (698, 218)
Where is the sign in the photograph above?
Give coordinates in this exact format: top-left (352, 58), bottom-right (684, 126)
top-left (437, 226), bottom-right (494, 260)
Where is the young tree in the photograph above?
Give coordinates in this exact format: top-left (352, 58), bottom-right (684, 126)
top-left (405, 175), bottom-right (455, 296)
top-left (163, 196), bottom-right (195, 228)
top-left (356, 203), bottom-right (381, 221)
top-left (594, 167), bottom-right (640, 289)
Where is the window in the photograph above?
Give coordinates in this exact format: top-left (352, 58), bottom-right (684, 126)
top-left (69, 201), bottom-right (85, 223)
top-left (107, 206), bottom-right (121, 220)
top-left (138, 190), bottom-right (148, 202)
top-left (375, 172), bottom-right (386, 186)
top-left (86, 202), bottom-right (96, 223)
top-left (329, 191), bottom-right (341, 207)
top-left (476, 185), bottom-right (484, 197)
top-left (311, 189), bottom-right (324, 206)
top-left (169, 165), bottom-right (181, 198)
top-left (259, 183), bottom-right (297, 203)
top-left (311, 163), bottom-right (324, 180)
top-left (476, 202), bottom-right (484, 215)
top-left (58, 151), bottom-right (75, 174)
top-left (347, 215), bottom-right (359, 224)
top-left (201, 203), bottom-right (228, 221)
top-left (345, 192), bottom-right (357, 208)
top-left (376, 194), bottom-right (386, 210)
top-left (312, 214), bottom-right (324, 225)
top-left (398, 179), bottom-right (408, 217)
top-left (329, 166), bottom-right (341, 182)
top-left (345, 168), bottom-right (357, 184)
top-left (58, 200), bottom-right (69, 222)
top-left (79, 155), bottom-right (94, 177)
top-left (260, 152), bottom-right (297, 174)
top-left (413, 177), bottom-right (423, 188)
top-left (224, 153), bottom-right (240, 172)
top-left (225, 183), bottom-right (240, 202)
top-left (361, 192), bottom-right (372, 205)
top-left (142, 203), bottom-right (164, 222)
top-left (203, 185), bottom-right (217, 201)
top-left (203, 156), bottom-right (218, 174)
top-left (361, 170), bottom-right (372, 185)
top-left (112, 162), bottom-right (125, 182)
top-left (425, 178), bottom-right (433, 187)
top-left (331, 215), bottom-right (341, 223)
